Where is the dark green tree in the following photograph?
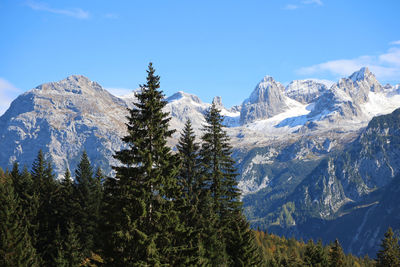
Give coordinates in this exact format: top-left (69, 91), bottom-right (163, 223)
top-left (303, 239), bottom-right (328, 267)
top-left (328, 239), bottom-right (345, 267)
top-left (9, 163), bottom-right (39, 245)
top-left (0, 169), bottom-right (39, 267)
top-left (64, 222), bottom-right (82, 267)
top-left (200, 104), bottom-right (242, 217)
top-left (31, 150), bottom-right (58, 265)
top-left (58, 168), bottom-right (75, 228)
top-left (74, 151), bottom-right (100, 258)
top-left (175, 119), bottom-right (206, 265)
top-left (225, 213), bottom-right (263, 266)
top-left (103, 63), bottom-right (182, 265)
top-left (51, 225), bottom-right (67, 267)
top-left (376, 227), bottom-right (400, 267)
top-left (199, 103), bottom-right (261, 265)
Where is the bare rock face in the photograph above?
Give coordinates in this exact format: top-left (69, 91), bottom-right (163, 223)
top-left (0, 75), bottom-right (128, 176)
top-left (240, 76), bottom-right (289, 124)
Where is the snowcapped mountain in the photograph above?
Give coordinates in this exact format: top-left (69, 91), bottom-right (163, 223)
top-left (1, 68), bottom-right (399, 182)
top-left (285, 79), bottom-right (328, 104)
top-left (240, 76), bottom-right (288, 124)
top-left (1, 67), bottom-right (399, 257)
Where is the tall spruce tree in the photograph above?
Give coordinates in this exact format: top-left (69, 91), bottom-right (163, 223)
top-left (199, 103), bottom-right (261, 265)
top-left (57, 168), bottom-right (75, 231)
top-left (9, 163), bottom-right (39, 242)
top-left (0, 169), bottom-right (39, 267)
top-left (200, 103), bottom-right (241, 217)
top-left (376, 227), bottom-right (400, 267)
top-left (303, 239), bottom-right (328, 267)
top-left (31, 150), bottom-right (58, 265)
top-left (225, 213), bottom-right (263, 266)
top-left (103, 63), bottom-right (181, 265)
top-left (176, 119), bottom-right (206, 265)
top-left (329, 239), bottom-right (345, 267)
top-left (74, 151), bottom-right (99, 258)
top-left (64, 221), bottom-right (82, 267)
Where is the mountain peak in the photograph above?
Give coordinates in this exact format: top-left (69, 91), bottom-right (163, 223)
top-left (212, 96), bottom-right (223, 107)
top-left (261, 75), bottom-right (275, 83)
top-left (166, 91), bottom-right (202, 104)
top-left (34, 75), bottom-right (104, 95)
top-left (349, 67), bottom-right (372, 82)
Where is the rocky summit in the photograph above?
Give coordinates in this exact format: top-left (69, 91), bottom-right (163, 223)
top-left (1, 68), bottom-right (400, 256)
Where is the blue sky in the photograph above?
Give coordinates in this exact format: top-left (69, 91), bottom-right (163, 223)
top-left (1, 0), bottom-right (400, 114)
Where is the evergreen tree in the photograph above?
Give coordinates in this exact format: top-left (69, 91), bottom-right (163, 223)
top-left (92, 167), bottom-right (104, 249)
top-left (199, 103), bottom-right (261, 265)
top-left (200, 103), bottom-right (242, 217)
top-left (329, 239), bottom-right (345, 267)
top-left (74, 151), bottom-right (99, 258)
top-left (225, 213), bottom-right (263, 266)
top-left (58, 168), bottom-right (75, 227)
top-left (31, 150), bottom-right (58, 265)
top-left (177, 119), bottom-right (201, 200)
top-left (64, 222), bottom-right (82, 267)
top-left (51, 225), bottom-right (67, 267)
top-left (9, 163), bottom-right (39, 244)
top-left (0, 169), bottom-right (38, 266)
top-left (303, 239), bottom-right (328, 267)
top-left (103, 63), bottom-right (181, 265)
top-left (376, 227), bottom-right (400, 267)
top-left (175, 119), bottom-right (206, 265)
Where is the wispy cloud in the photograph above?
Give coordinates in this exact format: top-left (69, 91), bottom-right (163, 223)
top-left (26, 1), bottom-right (90, 19)
top-left (297, 45), bottom-right (400, 81)
top-left (284, 4), bottom-right (299, 10)
top-left (390, 40), bottom-right (400, 45)
top-left (0, 78), bottom-right (21, 116)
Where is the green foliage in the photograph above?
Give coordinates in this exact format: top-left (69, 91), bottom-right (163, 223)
top-left (0, 169), bottom-right (39, 267)
top-left (254, 230), bottom-right (375, 267)
top-left (303, 239), bottom-right (328, 267)
top-left (64, 222), bottom-right (83, 267)
top-left (103, 63), bottom-right (182, 265)
top-left (329, 239), bottom-right (345, 267)
top-left (376, 227), bottom-right (400, 267)
top-left (199, 103), bottom-right (262, 266)
top-left (74, 151), bottom-right (101, 258)
top-left (175, 119), bottom-right (207, 265)
top-left (31, 150), bottom-right (59, 265)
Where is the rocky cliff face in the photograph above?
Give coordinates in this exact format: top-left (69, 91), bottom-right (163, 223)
top-left (0, 75), bottom-right (128, 176)
top-left (240, 76), bottom-right (289, 124)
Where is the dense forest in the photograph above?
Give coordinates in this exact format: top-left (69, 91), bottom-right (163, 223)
top-left (1, 64), bottom-right (399, 266)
